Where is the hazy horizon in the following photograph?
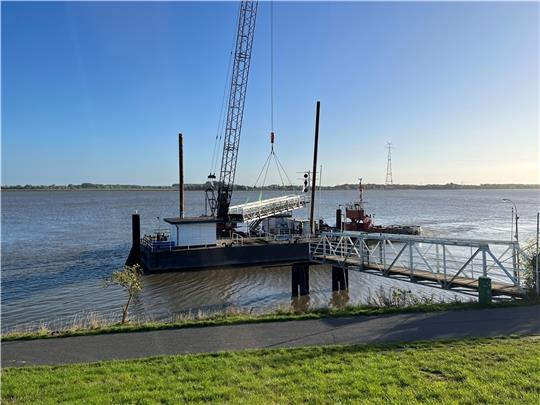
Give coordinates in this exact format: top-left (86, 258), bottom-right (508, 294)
top-left (3, 181), bottom-right (539, 188)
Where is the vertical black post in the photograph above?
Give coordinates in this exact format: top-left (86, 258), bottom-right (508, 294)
top-left (335, 208), bottom-right (342, 230)
top-left (332, 266), bottom-right (348, 291)
top-left (310, 101), bottom-right (320, 235)
top-left (291, 265), bottom-right (299, 297)
top-left (332, 266), bottom-right (339, 291)
top-left (178, 133), bottom-right (185, 218)
top-left (292, 263), bottom-right (310, 297)
top-left (126, 213), bottom-right (141, 266)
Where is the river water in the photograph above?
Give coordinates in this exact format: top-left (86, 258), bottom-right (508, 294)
top-left (1, 189), bottom-right (539, 331)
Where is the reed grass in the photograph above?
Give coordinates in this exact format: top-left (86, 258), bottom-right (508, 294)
top-left (2, 294), bottom-right (530, 342)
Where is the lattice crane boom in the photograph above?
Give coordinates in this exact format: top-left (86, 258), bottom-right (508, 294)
top-left (214, 0), bottom-right (258, 221)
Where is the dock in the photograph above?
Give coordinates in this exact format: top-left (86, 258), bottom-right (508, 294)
top-left (310, 231), bottom-right (529, 298)
top-left (320, 255), bottom-right (523, 297)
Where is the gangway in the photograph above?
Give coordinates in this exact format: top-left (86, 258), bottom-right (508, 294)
top-left (229, 194), bottom-right (307, 223)
top-left (310, 231), bottom-right (529, 298)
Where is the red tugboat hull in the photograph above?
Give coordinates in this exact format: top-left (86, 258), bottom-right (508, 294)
top-left (338, 178), bottom-right (421, 236)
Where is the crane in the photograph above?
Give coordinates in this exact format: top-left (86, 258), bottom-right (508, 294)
top-left (206, 0), bottom-right (258, 226)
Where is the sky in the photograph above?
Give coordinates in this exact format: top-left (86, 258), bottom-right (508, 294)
top-left (2, 1), bottom-right (539, 186)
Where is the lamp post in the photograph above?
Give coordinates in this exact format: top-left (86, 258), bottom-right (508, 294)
top-left (502, 199), bottom-right (519, 242)
top-left (502, 198), bottom-right (520, 282)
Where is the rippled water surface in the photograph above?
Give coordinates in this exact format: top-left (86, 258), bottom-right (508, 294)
top-left (2, 189), bottom-right (539, 330)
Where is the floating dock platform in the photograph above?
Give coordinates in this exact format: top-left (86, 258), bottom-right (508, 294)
top-left (140, 237), bottom-right (310, 272)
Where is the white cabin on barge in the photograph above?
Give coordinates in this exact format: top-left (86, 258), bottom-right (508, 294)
top-left (164, 217), bottom-right (218, 248)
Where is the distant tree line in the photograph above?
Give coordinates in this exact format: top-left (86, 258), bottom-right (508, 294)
top-left (2, 183), bottom-right (172, 190)
top-left (327, 183), bottom-right (540, 190)
top-left (2, 182), bottom-right (539, 191)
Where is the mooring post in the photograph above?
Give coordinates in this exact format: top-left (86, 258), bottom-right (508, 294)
top-left (332, 266), bottom-right (348, 291)
top-left (309, 101), bottom-right (320, 235)
top-left (178, 133), bottom-right (185, 218)
top-left (125, 213), bottom-right (141, 266)
top-left (132, 213), bottom-right (140, 253)
top-left (292, 263), bottom-right (310, 297)
top-left (332, 266), bottom-right (338, 291)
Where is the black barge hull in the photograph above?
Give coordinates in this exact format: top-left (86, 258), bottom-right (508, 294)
top-left (140, 242), bottom-right (310, 272)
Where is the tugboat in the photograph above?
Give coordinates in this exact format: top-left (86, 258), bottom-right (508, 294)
top-left (337, 179), bottom-right (421, 235)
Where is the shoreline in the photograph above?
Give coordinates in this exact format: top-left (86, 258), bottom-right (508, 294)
top-left (3, 185), bottom-right (540, 192)
top-left (2, 301), bottom-right (535, 343)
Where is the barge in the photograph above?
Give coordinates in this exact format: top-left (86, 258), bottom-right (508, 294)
top-left (140, 235), bottom-right (310, 272)
top-left (127, 195), bottom-right (316, 272)
top-left (123, 2), bottom-right (325, 273)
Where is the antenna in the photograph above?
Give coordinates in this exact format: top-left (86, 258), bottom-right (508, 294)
top-left (385, 142), bottom-right (393, 186)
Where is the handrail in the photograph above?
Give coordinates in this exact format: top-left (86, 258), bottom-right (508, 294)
top-left (310, 232), bottom-right (526, 291)
top-left (231, 232), bottom-right (244, 246)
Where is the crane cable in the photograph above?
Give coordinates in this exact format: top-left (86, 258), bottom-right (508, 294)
top-left (268, 0), bottom-right (292, 187)
top-left (209, 5), bottom-right (239, 178)
top-left (253, 135), bottom-right (293, 189)
top-left (252, 1), bottom-right (294, 193)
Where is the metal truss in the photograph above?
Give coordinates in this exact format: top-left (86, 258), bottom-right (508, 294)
top-left (310, 231), bottom-right (527, 296)
top-left (229, 194), bottom-right (307, 223)
top-left (216, 0), bottom-right (259, 220)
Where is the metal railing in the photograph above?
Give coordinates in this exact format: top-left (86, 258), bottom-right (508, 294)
top-left (142, 230), bottom-right (218, 252)
top-left (141, 230), bottom-right (172, 251)
top-left (231, 232), bottom-right (244, 246)
top-left (310, 231), bottom-right (527, 292)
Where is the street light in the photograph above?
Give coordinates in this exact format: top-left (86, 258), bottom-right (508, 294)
top-left (502, 198), bottom-right (520, 281)
top-left (502, 199), bottom-right (519, 242)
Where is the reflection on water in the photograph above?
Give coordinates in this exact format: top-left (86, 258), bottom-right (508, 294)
top-left (133, 263), bottom-right (469, 324)
top-left (2, 189), bottom-right (539, 330)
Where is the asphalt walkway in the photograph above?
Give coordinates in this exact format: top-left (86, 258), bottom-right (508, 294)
top-left (2, 305), bottom-right (539, 367)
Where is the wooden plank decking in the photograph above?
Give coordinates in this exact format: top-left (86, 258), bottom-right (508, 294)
top-left (316, 254), bottom-right (524, 298)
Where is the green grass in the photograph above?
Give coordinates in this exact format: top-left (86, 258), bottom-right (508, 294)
top-left (3, 336), bottom-right (540, 404)
top-left (2, 300), bottom-right (531, 342)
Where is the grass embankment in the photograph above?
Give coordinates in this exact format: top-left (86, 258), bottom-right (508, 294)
top-left (2, 301), bottom-right (529, 342)
top-left (3, 336), bottom-right (540, 403)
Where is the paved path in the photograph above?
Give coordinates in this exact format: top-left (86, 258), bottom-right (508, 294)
top-left (2, 306), bottom-right (539, 367)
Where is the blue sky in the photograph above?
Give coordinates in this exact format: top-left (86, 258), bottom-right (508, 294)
top-left (2, 1), bottom-right (539, 186)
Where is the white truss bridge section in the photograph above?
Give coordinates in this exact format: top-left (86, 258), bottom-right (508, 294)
top-left (229, 194), bottom-right (308, 223)
top-left (310, 231), bottom-right (529, 297)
